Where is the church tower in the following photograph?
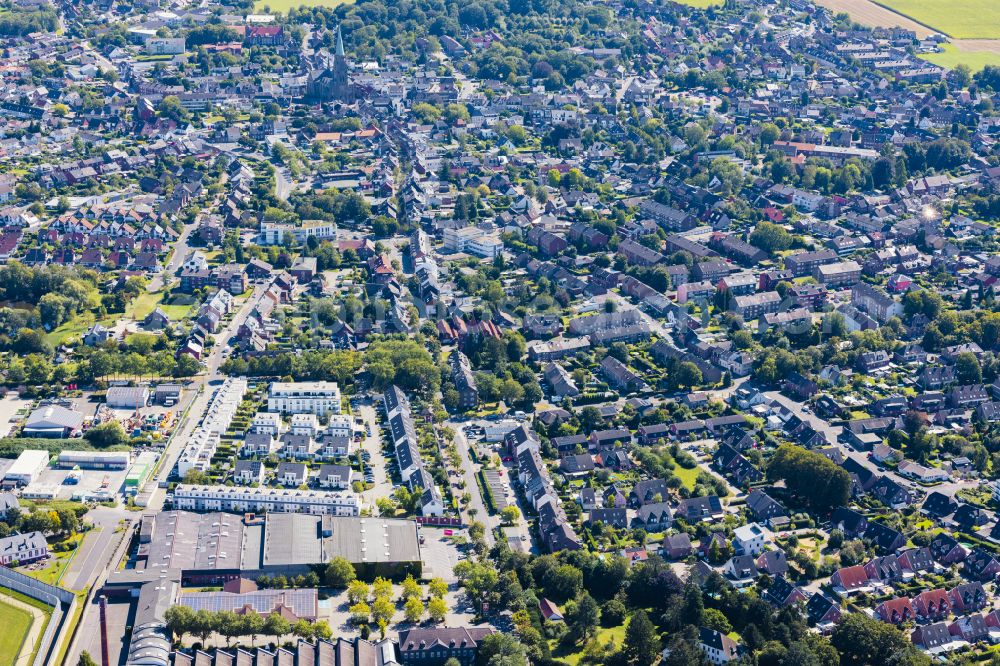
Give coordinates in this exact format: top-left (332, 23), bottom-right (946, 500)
top-left (305, 25), bottom-right (353, 102)
top-left (332, 25), bottom-right (350, 100)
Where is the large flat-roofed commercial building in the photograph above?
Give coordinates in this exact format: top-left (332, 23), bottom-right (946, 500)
top-left (2, 449), bottom-right (49, 487)
top-left (137, 511), bottom-right (421, 582)
top-left (173, 484), bottom-right (361, 516)
top-left (268, 381), bottom-right (342, 416)
top-left (57, 450), bottom-right (130, 470)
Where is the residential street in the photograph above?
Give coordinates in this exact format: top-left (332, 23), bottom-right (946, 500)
top-left (763, 390), bottom-right (976, 499)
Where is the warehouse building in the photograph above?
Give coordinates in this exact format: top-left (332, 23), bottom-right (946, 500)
top-left (106, 386), bottom-right (150, 409)
top-left (2, 449), bottom-right (50, 488)
top-left (136, 511), bottom-right (422, 583)
top-left (57, 450), bottom-right (130, 470)
top-left (22, 404), bottom-right (84, 438)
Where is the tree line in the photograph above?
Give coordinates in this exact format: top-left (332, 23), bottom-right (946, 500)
top-left (163, 605), bottom-right (332, 648)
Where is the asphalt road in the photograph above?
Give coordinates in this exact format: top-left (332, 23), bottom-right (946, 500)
top-left (64, 508), bottom-right (125, 591)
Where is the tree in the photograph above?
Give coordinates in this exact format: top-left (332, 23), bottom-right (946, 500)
top-left (174, 354), bottom-right (202, 378)
top-left (429, 577), bottom-right (448, 598)
top-left (371, 597), bottom-right (394, 627)
top-left (347, 580), bottom-right (370, 604)
top-left (831, 613), bottom-right (930, 666)
top-left (292, 619), bottom-right (313, 641)
top-left (401, 574), bottom-right (422, 601)
top-left (675, 361), bottom-right (703, 390)
top-left (411, 102), bottom-right (441, 124)
top-left (500, 505), bottom-right (520, 525)
top-left (749, 221), bottom-right (792, 254)
top-left (241, 612), bottom-right (265, 645)
top-left (478, 633), bottom-right (528, 665)
top-left (622, 610), bottom-right (660, 666)
top-left (428, 596), bottom-right (448, 622)
top-left (164, 605), bottom-right (196, 645)
top-left (680, 582), bottom-right (704, 626)
top-left (77, 652), bottom-right (101, 666)
top-left (702, 608), bottom-right (731, 634)
top-left (578, 405), bottom-right (603, 433)
top-left (404, 596), bottom-right (425, 623)
top-left (542, 564), bottom-right (583, 602)
top-left (216, 610), bottom-right (243, 646)
top-left (263, 613), bottom-right (290, 643)
top-left (325, 556), bottom-right (356, 588)
top-left (312, 620), bottom-right (333, 641)
top-left (956, 351), bottom-right (982, 384)
top-left (759, 122), bottom-right (781, 144)
top-left (767, 444), bottom-right (850, 512)
top-left (85, 420), bottom-right (127, 448)
top-left (568, 593), bottom-right (600, 640)
top-left (349, 601), bottom-right (371, 625)
top-left (157, 95), bottom-right (190, 123)
top-left (192, 609), bottom-right (216, 645)
top-left (372, 576), bottom-right (393, 600)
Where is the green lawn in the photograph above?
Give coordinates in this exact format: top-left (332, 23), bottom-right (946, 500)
top-left (550, 625), bottom-right (627, 666)
top-left (19, 534), bottom-right (82, 587)
top-left (45, 311), bottom-right (109, 347)
top-left (255, 0), bottom-right (352, 11)
top-left (874, 0), bottom-right (1000, 38)
top-left (674, 464), bottom-right (700, 490)
top-left (128, 290), bottom-right (195, 321)
top-left (920, 44), bottom-right (1000, 71)
top-left (0, 597), bottom-right (34, 666)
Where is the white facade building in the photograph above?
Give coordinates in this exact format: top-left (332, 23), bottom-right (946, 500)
top-left (173, 484), bottom-right (361, 516)
top-left (2, 450), bottom-right (49, 488)
top-left (268, 381), bottom-right (342, 416)
top-left (442, 227), bottom-right (503, 259)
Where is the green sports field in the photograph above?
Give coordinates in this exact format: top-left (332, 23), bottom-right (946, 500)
top-left (874, 0), bottom-right (1000, 39)
top-left (0, 599), bottom-right (33, 666)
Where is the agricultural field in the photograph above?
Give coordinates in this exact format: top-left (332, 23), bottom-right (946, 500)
top-left (813, 0), bottom-right (933, 37)
top-left (254, 0), bottom-right (351, 12)
top-left (921, 43), bottom-right (1000, 71)
top-left (874, 0), bottom-right (1000, 39)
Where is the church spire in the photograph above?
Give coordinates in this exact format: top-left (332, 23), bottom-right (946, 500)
top-left (335, 25), bottom-right (345, 58)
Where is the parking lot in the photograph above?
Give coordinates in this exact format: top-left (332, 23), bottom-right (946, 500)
top-left (417, 527), bottom-right (468, 583)
top-left (27, 465), bottom-right (130, 500)
top-left (481, 469), bottom-right (515, 511)
top-left (353, 401), bottom-right (396, 503)
top-left (0, 392), bottom-right (31, 427)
